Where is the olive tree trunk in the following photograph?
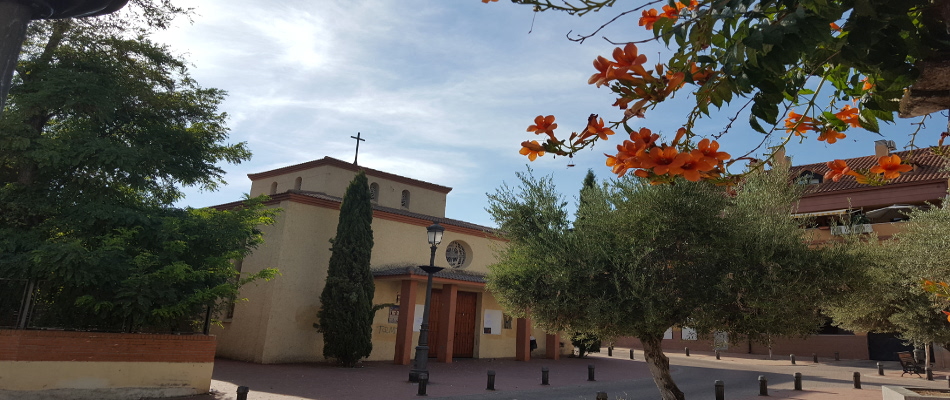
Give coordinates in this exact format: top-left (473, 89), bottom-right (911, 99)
top-left (641, 334), bottom-right (685, 400)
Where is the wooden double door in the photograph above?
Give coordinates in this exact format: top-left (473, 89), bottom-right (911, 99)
top-left (427, 290), bottom-right (477, 358)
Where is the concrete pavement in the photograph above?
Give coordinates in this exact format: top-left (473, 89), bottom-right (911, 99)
top-left (165, 348), bottom-right (950, 399)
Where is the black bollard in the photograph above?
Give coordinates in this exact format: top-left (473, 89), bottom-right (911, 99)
top-left (595, 392), bottom-right (608, 400)
top-left (877, 362), bottom-right (884, 376)
top-left (813, 353), bottom-right (818, 363)
top-left (685, 347), bottom-right (690, 356)
top-left (588, 364), bottom-right (596, 381)
top-left (928, 367), bottom-right (934, 381)
top-left (758, 375), bottom-right (768, 396)
top-left (418, 373), bottom-right (429, 396)
top-left (834, 352), bottom-right (840, 361)
top-left (794, 373), bottom-right (802, 391)
top-left (716, 350), bottom-right (721, 360)
top-left (630, 349), bottom-right (635, 360)
top-left (790, 354), bottom-right (796, 365)
top-left (946, 375), bottom-right (950, 388)
top-left (541, 367), bottom-right (550, 385)
top-left (236, 386), bottom-right (249, 400)
top-left (715, 380), bottom-right (724, 400)
top-left (608, 346), bottom-right (613, 357)
top-left (487, 370), bottom-right (496, 391)
top-left (853, 372), bottom-right (861, 389)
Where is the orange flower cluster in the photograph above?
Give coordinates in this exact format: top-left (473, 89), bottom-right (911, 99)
top-left (823, 155), bottom-right (913, 185)
top-left (784, 106), bottom-right (862, 144)
top-left (605, 128), bottom-right (730, 182)
top-left (639, 0), bottom-right (698, 30)
top-left (588, 43), bottom-right (692, 118)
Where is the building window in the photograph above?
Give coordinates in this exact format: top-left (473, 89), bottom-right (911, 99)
top-left (294, 177), bottom-right (302, 190)
top-left (445, 241), bottom-right (468, 269)
top-left (269, 182), bottom-right (278, 195)
top-left (370, 182), bottom-right (379, 203)
top-left (797, 170), bottom-right (822, 185)
top-left (401, 190), bottom-right (410, 208)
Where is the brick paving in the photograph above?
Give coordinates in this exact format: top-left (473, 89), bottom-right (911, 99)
top-left (163, 348), bottom-right (950, 400)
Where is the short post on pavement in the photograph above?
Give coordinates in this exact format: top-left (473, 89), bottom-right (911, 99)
top-left (486, 370), bottom-right (496, 391)
top-left (790, 354), bottom-right (796, 364)
top-left (834, 351), bottom-right (840, 361)
top-left (630, 349), bottom-right (635, 360)
top-left (588, 364), bottom-right (596, 381)
top-left (715, 380), bottom-right (724, 400)
top-left (813, 353), bottom-right (818, 363)
top-left (877, 362), bottom-right (884, 376)
top-left (928, 366), bottom-right (934, 381)
top-left (853, 372), bottom-right (861, 389)
top-left (608, 346), bottom-right (613, 357)
top-left (541, 367), bottom-right (549, 385)
top-left (417, 373), bottom-right (429, 396)
top-left (758, 375), bottom-right (768, 396)
top-left (716, 350), bottom-right (721, 360)
top-left (794, 372), bottom-right (802, 391)
top-left (408, 223), bottom-right (446, 383)
top-left (237, 386), bottom-right (249, 400)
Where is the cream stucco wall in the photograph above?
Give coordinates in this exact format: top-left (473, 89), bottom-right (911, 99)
top-left (249, 164), bottom-right (447, 217)
top-left (0, 361), bottom-right (211, 399)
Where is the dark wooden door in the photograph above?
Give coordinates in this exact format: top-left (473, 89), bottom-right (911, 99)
top-left (426, 289), bottom-right (442, 358)
top-left (453, 291), bottom-right (477, 358)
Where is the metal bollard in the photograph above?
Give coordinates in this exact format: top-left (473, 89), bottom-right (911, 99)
top-left (794, 372), bottom-right (802, 391)
top-left (588, 364), bottom-right (596, 381)
top-left (853, 372), bottom-right (861, 389)
top-left (418, 373), bottom-right (429, 396)
top-left (236, 386), bottom-right (249, 400)
top-left (685, 347), bottom-right (690, 356)
top-left (716, 350), bottom-right (721, 360)
top-left (715, 380), bottom-right (724, 400)
top-left (946, 375), bottom-right (949, 388)
top-left (541, 367), bottom-right (549, 385)
top-left (608, 346), bottom-right (613, 357)
top-left (630, 349), bottom-right (635, 360)
top-left (834, 352), bottom-right (840, 361)
top-left (487, 370), bottom-right (496, 390)
top-left (928, 367), bottom-right (934, 381)
top-left (595, 392), bottom-right (608, 400)
top-left (813, 353), bottom-right (818, 363)
top-left (877, 362), bottom-right (884, 376)
top-left (790, 354), bottom-right (796, 365)
top-left (758, 375), bottom-right (768, 396)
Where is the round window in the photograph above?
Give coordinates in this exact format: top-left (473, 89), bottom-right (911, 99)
top-left (445, 241), bottom-right (468, 269)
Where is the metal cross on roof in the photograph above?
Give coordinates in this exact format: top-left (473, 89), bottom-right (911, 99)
top-left (351, 132), bottom-right (365, 165)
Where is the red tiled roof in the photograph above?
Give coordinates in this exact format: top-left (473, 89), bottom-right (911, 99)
top-left (247, 157), bottom-right (452, 194)
top-left (790, 147), bottom-right (950, 195)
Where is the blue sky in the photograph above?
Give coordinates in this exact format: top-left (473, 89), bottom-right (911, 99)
top-left (157, 1), bottom-right (943, 228)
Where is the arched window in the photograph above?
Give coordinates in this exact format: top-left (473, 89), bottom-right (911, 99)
top-left (445, 241), bottom-right (469, 269)
top-left (797, 170), bottom-right (822, 185)
top-left (269, 182), bottom-right (278, 195)
top-left (370, 182), bottom-right (379, 203)
top-left (401, 190), bottom-right (410, 208)
top-left (294, 177), bottom-right (302, 190)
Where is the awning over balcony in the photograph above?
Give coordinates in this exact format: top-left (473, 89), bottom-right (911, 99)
top-left (792, 208), bottom-right (851, 218)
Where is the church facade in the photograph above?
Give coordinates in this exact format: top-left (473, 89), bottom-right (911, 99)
top-left (212, 157), bottom-right (566, 364)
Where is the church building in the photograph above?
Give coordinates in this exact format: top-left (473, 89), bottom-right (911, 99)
top-left (211, 157), bottom-right (567, 364)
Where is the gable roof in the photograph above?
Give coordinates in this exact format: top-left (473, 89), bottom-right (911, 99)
top-left (247, 157), bottom-right (452, 194)
top-left (790, 147), bottom-right (950, 195)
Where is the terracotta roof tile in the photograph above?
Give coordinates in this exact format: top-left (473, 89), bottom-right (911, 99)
top-left (371, 264), bottom-right (487, 283)
top-left (790, 147), bottom-right (950, 195)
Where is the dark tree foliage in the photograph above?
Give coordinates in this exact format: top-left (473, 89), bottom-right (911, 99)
top-left (0, 6), bottom-right (276, 332)
top-left (317, 171), bottom-right (375, 367)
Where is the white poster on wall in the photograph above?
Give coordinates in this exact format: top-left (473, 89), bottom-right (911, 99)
top-left (682, 327), bottom-right (698, 341)
top-left (413, 304), bottom-right (425, 332)
top-left (483, 309), bottom-right (502, 335)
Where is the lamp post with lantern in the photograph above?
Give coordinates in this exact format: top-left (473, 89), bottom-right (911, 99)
top-left (408, 222), bottom-right (445, 382)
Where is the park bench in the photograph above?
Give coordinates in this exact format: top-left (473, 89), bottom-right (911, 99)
top-left (897, 351), bottom-right (925, 377)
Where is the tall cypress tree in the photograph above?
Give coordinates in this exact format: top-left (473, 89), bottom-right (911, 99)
top-left (317, 171), bottom-right (375, 367)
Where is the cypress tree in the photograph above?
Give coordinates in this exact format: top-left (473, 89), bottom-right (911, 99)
top-left (317, 171), bottom-right (375, 367)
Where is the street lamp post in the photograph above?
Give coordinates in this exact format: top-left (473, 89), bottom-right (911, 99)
top-left (409, 222), bottom-right (445, 382)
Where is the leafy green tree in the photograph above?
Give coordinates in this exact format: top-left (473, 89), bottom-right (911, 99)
top-left (826, 204), bottom-right (950, 368)
top-left (487, 166), bottom-right (856, 400)
top-left (317, 171), bottom-right (376, 367)
top-left (0, 4), bottom-right (277, 332)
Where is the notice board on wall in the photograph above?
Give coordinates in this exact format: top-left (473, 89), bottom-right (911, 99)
top-left (483, 309), bottom-right (502, 335)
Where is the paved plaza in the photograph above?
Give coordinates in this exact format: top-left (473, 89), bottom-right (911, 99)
top-left (170, 348), bottom-right (950, 400)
